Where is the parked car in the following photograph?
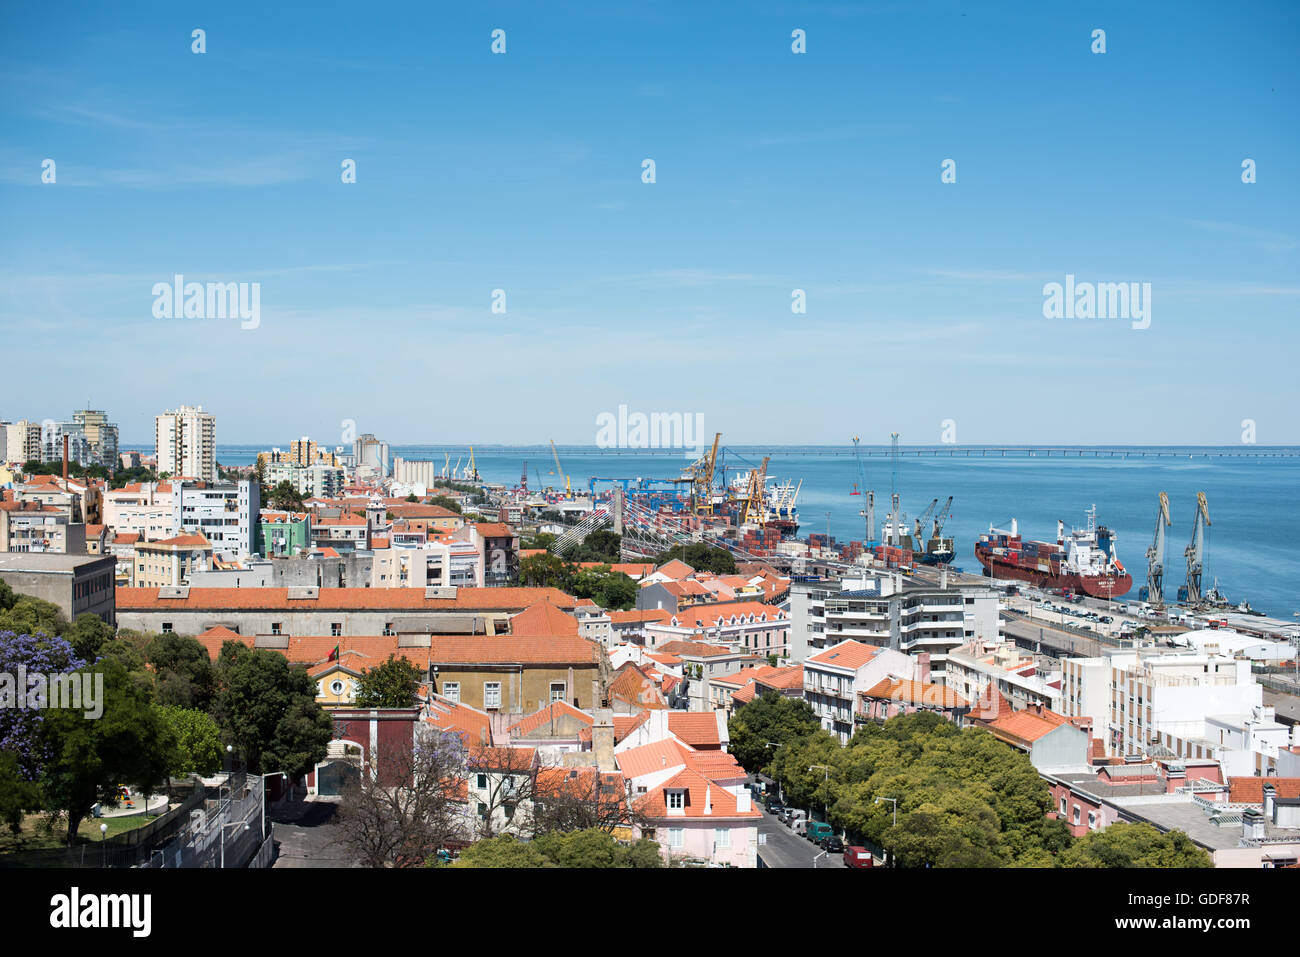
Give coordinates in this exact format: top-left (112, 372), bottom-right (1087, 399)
top-left (806, 821), bottom-right (834, 843)
top-left (792, 818), bottom-right (808, 837)
top-left (821, 835), bottom-right (845, 854)
top-left (787, 809), bottom-right (807, 830)
top-left (777, 808), bottom-right (793, 824)
top-left (844, 846), bottom-right (874, 868)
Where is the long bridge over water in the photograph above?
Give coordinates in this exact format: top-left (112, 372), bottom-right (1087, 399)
top-left (394, 445), bottom-right (1300, 459)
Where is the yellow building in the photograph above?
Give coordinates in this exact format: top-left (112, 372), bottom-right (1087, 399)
top-left (132, 533), bottom-right (212, 587)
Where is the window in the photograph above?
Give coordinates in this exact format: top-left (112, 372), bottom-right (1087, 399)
top-left (477, 802), bottom-right (487, 818)
top-left (476, 773), bottom-right (487, 789)
top-left (1072, 806), bottom-right (1081, 825)
top-left (331, 622), bottom-right (342, 637)
top-left (483, 682), bottom-right (501, 710)
top-left (550, 681), bottom-right (566, 703)
top-left (162, 622), bottom-right (173, 633)
top-left (1088, 811), bottom-right (1097, 830)
top-left (503, 802), bottom-right (516, 820)
top-left (443, 682), bottom-right (460, 704)
top-left (667, 791), bottom-right (684, 811)
top-left (271, 622), bottom-right (282, 635)
top-left (668, 828), bottom-right (683, 848)
top-left (714, 828), bottom-right (730, 848)
top-left (330, 680), bottom-right (345, 695)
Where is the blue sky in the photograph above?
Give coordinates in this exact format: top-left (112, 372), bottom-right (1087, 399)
top-left (1, 1), bottom-right (1297, 448)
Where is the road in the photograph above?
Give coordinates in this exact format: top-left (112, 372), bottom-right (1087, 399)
top-left (270, 799), bottom-right (359, 868)
top-left (755, 806), bottom-right (843, 869)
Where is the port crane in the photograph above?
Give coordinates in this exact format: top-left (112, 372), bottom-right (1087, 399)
top-left (931, 496), bottom-right (953, 540)
top-left (1145, 491), bottom-right (1171, 608)
top-left (520, 460), bottom-right (528, 491)
top-left (466, 446), bottom-right (479, 482)
top-left (686, 432), bottom-right (722, 515)
top-left (548, 439), bottom-right (572, 498)
top-left (851, 436), bottom-right (876, 541)
top-left (913, 498), bottom-right (939, 544)
top-left (888, 433), bottom-right (902, 546)
top-left (1183, 491), bottom-right (1210, 607)
top-left (739, 455), bottom-right (770, 526)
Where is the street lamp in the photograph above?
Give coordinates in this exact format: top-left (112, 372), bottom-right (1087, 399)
top-left (873, 795), bottom-right (894, 826)
top-left (100, 822), bottom-right (108, 867)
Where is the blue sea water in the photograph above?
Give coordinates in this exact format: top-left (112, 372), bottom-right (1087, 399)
top-left (206, 445), bottom-right (1300, 620)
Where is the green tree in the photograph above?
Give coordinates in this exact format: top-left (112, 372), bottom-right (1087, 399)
top-left (267, 480), bottom-right (305, 512)
top-left (428, 495), bottom-right (461, 514)
top-left (0, 751), bottom-right (42, 835)
top-left (0, 594), bottom-right (66, 639)
top-left (146, 632), bottom-right (219, 711)
top-left (451, 829), bottom-right (663, 868)
top-left (39, 657), bottom-right (171, 844)
top-left (654, 543), bottom-right (736, 575)
top-left (62, 613), bottom-right (116, 662)
top-left (355, 654), bottom-right (423, 709)
top-left (728, 690), bottom-right (820, 772)
top-left (157, 705), bottom-right (223, 777)
top-left (213, 643), bottom-right (332, 776)
top-left (519, 553), bottom-right (575, 590)
top-left (1060, 822), bottom-right (1212, 868)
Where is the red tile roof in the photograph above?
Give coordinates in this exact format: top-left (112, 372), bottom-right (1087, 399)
top-left (510, 601), bottom-right (579, 637)
top-left (633, 767), bottom-right (760, 820)
top-left (807, 640), bottom-right (884, 671)
top-left (116, 586), bottom-right (577, 611)
top-left (1227, 777), bottom-right (1300, 804)
top-left (608, 608), bottom-right (674, 626)
top-left (667, 712), bottom-right (723, 748)
top-left (508, 701), bottom-right (594, 737)
top-left (467, 746), bottom-right (537, 772)
top-left (612, 711), bottom-right (650, 743)
top-left (429, 634), bottom-right (600, 667)
top-left (475, 523), bottom-right (515, 539)
top-left (426, 697), bottom-right (493, 747)
top-left (863, 678), bottom-right (968, 709)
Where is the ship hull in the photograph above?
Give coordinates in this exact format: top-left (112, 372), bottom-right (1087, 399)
top-left (975, 549), bottom-right (1132, 598)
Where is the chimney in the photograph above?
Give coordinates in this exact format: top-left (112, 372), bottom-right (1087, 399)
top-left (735, 784), bottom-right (751, 813)
top-left (1263, 783), bottom-right (1276, 821)
top-left (591, 708), bottom-right (616, 772)
top-left (704, 783), bottom-right (712, 815)
top-left (62, 434), bottom-right (69, 482)
top-left (940, 567), bottom-right (948, 590)
top-left (1242, 808), bottom-right (1266, 842)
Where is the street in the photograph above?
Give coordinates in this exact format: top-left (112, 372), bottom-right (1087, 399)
top-left (755, 806), bottom-right (843, 869)
top-left (270, 799), bottom-right (359, 868)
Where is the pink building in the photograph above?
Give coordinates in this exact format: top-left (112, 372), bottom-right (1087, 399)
top-left (633, 767), bottom-right (760, 867)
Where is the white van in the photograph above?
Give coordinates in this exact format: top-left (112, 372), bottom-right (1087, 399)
top-left (788, 809), bottom-right (808, 832)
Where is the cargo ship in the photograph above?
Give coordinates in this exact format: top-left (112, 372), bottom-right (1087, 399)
top-left (974, 506), bottom-right (1132, 598)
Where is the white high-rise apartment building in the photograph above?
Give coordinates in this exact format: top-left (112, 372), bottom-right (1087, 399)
top-left (155, 405), bottom-right (217, 482)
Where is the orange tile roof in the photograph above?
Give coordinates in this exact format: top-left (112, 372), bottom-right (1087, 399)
top-left (508, 701), bottom-right (594, 737)
top-left (807, 640), bottom-right (884, 671)
top-left (116, 586), bottom-right (577, 611)
top-left (426, 697), bottom-right (493, 747)
top-left (863, 678), bottom-right (968, 709)
top-left (616, 738), bottom-right (693, 779)
top-left (755, 665), bottom-right (803, 691)
top-left (633, 767), bottom-right (760, 820)
top-left (608, 608), bottom-right (674, 625)
top-left (475, 523), bottom-right (515, 538)
top-left (656, 640), bottom-right (734, 658)
top-left (731, 683), bottom-right (759, 705)
top-left (654, 558), bottom-right (695, 579)
top-left (389, 504), bottom-right (462, 519)
top-left (667, 712), bottom-right (723, 748)
top-left (665, 601), bottom-right (787, 629)
top-left (429, 634), bottom-right (599, 666)
top-left (510, 601), bottom-right (579, 637)
top-left (148, 533), bottom-right (211, 548)
top-left (467, 746), bottom-right (537, 771)
top-left (608, 664), bottom-right (668, 710)
top-left (612, 711), bottom-right (650, 743)
top-left (1227, 777), bottom-right (1300, 804)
